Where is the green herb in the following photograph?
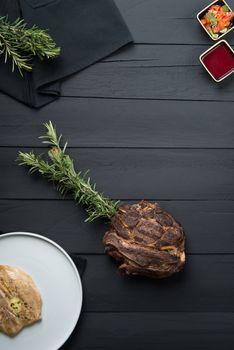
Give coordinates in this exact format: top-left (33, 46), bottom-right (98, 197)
top-left (206, 12), bottom-right (218, 26)
top-left (220, 27), bottom-right (228, 33)
top-left (221, 5), bottom-right (230, 12)
top-left (0, 16), bottom-right (60, 75)
top-left (207, 28), bottom-right (219, 39)
top-left (17, 121), bottom-right (119, 222)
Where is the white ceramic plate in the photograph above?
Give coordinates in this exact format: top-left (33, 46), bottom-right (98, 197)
top-left (0, 232), bottom-right (83, 350)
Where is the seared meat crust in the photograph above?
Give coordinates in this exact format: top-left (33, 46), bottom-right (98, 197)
top-left (103, 201), bottom-right (185, 278)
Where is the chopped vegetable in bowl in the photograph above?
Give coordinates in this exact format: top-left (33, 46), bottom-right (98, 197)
top-left (201, 3), bottom-right (234, 39)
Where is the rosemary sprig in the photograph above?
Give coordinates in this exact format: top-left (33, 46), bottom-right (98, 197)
top-left (0, 16), bottom-right (60, 75)
top-left (17, 121), bottom-right (119, 222)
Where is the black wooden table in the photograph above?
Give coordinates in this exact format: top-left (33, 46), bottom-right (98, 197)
top-left (1, 0), bottom-right (234, 349)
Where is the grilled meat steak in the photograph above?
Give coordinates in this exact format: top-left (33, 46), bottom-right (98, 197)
top-left (18, 123), bottom-right (187, 280)
top-left (103, 201), bottom-right (185, 278)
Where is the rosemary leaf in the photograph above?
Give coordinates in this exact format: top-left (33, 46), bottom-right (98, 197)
top-left (0, 16), bottom-right (60, 75)
top-left (17, 122), bottom-right (119, 222)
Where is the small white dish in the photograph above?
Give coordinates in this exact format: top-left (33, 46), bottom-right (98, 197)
top-left (0, 232), bottom-right (83, 350)
top-left (197, 0), bottom-right (234, 40)
top-left (199, 39), bottom-right (234, 82)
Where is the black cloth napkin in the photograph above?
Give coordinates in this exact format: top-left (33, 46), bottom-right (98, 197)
top-left (69, 253), bottom-right (86, 277)
top-left (0, 0), bottom-right (133, 107)
top-left (0, 231), bottom-right (86, 277)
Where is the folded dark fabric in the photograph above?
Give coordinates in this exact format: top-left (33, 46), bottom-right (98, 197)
top-left (0, 0), bottom-right (133, 107)
top-left (0, 231), bottom-right (86, 277)
top-left (70, 253), bottom-right (86, 277)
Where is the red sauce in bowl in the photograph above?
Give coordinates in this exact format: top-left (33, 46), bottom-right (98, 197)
top-left (201, 41), bottom-right (234, 80)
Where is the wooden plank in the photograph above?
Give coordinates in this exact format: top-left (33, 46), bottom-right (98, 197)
top-left (61, 312), bottom-right (234, 350)
top-left (115, 0), bottom-right (234, 44)
top-left (1, 199), bottom-right (234, 254)
top-left (80, 255), bottom-right (234, 312)
top-left (1, 94), bottom-right (234, 148)
top-left (0, 44), bottom-right (221, 72)
top-left (2, 148), bottom-right (234, 200)
top-left (61, 62), bottom-right (234, 101)
top-left (105, 44), bottom-right (205, 65)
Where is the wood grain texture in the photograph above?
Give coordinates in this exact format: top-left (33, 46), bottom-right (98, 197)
top-left (79, 255), bottom-right (234, 312)
top-left (1, 0), bottom-right (234, 348)
top-left (61, 312), bottom-right (234, 350)
top-left (61, 61), bottom-right (234, 101)
top-left (2, 148), bottom-right (234, 200)
top-left (1, 200), bottom-right (234, 254)
top-left (115, 0), bottom-right (234, 44)
top-left (1, 94), bottom-right (234, 148)
top-left (104, 44), bottom-right (204, 65)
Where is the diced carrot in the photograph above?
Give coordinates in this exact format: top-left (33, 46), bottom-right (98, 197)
top-left (218, 21), bottom-right (225, 31)
top-left (201, 4), bottom-right (233, 36)
top-left (212, 26), bottom-right (219, 33)
top-left (222, 17), bottom-right (230, 25)
top-left (210, 5), bottom-right (220, 11)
